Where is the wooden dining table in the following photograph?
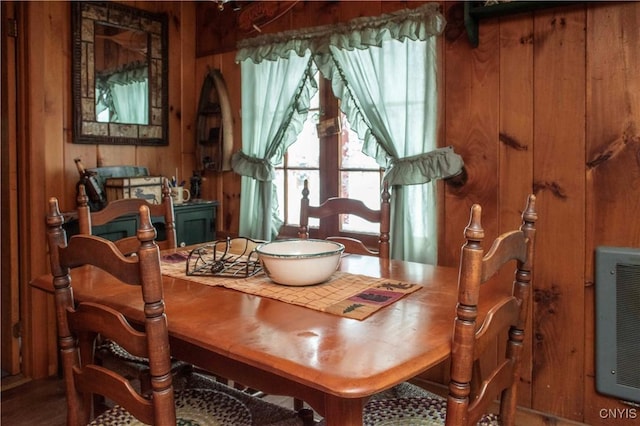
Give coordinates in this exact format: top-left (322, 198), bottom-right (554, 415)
top-left (30, 248), bottom-right (509, 425)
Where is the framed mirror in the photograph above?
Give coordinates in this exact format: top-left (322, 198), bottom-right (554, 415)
top-left (72, 2), bottom-right (168, 145)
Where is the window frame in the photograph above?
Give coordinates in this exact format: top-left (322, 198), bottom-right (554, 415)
top-left (276, 77), bottom-right (384, 249)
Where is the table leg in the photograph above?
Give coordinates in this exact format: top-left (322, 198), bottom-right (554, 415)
top-left (322, 395), bottom-right (365, 426)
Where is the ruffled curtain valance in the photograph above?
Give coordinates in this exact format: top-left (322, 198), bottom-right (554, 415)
top-left (236, 2), bottom-right (445, 64)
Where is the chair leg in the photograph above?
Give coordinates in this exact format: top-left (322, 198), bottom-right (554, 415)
top-left (297, 407), bottom-right (315, 426)
top-left (294, 398), bottom-right (304, 411)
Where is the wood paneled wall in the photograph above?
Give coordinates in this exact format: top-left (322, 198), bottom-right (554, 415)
top-left (14, 0), bottom-right (201, 379)
top-left (14, 2), bottom-right (639, 425)
top-left (442, 3), bottom-right (639, 424)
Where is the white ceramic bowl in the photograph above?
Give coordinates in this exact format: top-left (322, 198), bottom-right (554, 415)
top-left (255, 239), bottom-right (345, 286)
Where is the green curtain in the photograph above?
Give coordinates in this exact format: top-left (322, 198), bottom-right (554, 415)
top-left (231, 51), bottom-right (317, 240)
top-left (110, 80), bottom-right (148, 124)
top-left (96, 64), bottom-right (149, 124)
top-left (316, 38), bottom-right (463, 263)
top-left (235, 3), bottom-right (463, 262)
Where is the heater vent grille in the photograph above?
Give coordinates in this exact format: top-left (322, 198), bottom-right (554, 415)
top-left (596, 246), bottom-right (640, 403)
top-left (615, 263), bottom-right (640, 389)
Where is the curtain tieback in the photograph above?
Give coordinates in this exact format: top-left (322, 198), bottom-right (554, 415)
top-left (385, 146), bottom-right (464, 186)
top-left (231, 151), bottom-right (276, 182)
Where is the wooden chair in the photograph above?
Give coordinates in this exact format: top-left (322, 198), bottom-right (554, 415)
top-left (76, 180), bottom-right (189, 395)
top-left (298, 179), bottom-right (391, 258)
top-left (77, 178), bottom-right (176, 255)
top-left (361, 194), bottom-right (538, 426)
top-left (295, 178), bottom-right (391, 412)
top-left (46, 200), bottom-right (253, 425)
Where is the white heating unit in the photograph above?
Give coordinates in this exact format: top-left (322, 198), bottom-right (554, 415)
top-left (595, 246), bottom-right (640, 403)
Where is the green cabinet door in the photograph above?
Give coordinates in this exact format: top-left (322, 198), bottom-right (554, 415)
top-left (174, 201), bottom-right (218, 246)
top-left (91, 215), bottom-right (138, 241)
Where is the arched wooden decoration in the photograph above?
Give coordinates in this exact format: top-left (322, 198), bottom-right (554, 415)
top-left (196, 68), bottom-right (234, 172)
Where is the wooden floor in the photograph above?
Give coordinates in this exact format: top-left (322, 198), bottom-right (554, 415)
top-left (0, 375), bottom-right (302, 426)
top-left (1, 376), bottom-right (67, 425)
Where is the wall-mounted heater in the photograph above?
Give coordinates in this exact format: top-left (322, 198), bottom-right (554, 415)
top-left (596, 246), bottom-right (640, 403)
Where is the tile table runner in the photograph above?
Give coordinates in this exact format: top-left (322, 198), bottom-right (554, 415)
top-left (161, 252), bottom-right (421, 320)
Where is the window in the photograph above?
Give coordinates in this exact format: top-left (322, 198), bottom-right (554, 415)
top-left (234, 3), bottom-right (452, 262)
top-left (275, 74), bottom-right (383, 245)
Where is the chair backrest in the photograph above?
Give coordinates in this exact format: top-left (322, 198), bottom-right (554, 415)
top-left (297, 179), bottom-right (391, 258)
top-left (446, 194), bottom-right (537, 426)
top-left (46, 198), bottom-right (176, 426)
top-left (77, 178), bottom-right (176, 255)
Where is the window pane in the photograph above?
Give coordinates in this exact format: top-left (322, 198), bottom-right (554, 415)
top-left (340, 171), bottom-right (381, 233)
top-left (288, 170), bottom-right (319, 226)
top-left (309, 77), bottom-right (320, 109)
top-left (341, 117), bottom-right (379, 169)
top-left (287, 111), bottom-right (320, 168)
top-left (274, 170), bottom-right (285, 222)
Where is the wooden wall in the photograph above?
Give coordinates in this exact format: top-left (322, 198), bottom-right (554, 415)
top-left (13, 1), bottom-right (639, 425)
top-left (13, 0), bottom-right (201, 379)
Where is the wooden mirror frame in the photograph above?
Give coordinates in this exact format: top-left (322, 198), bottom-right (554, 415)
top-left (71, 1), bottom-right (168, 146)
